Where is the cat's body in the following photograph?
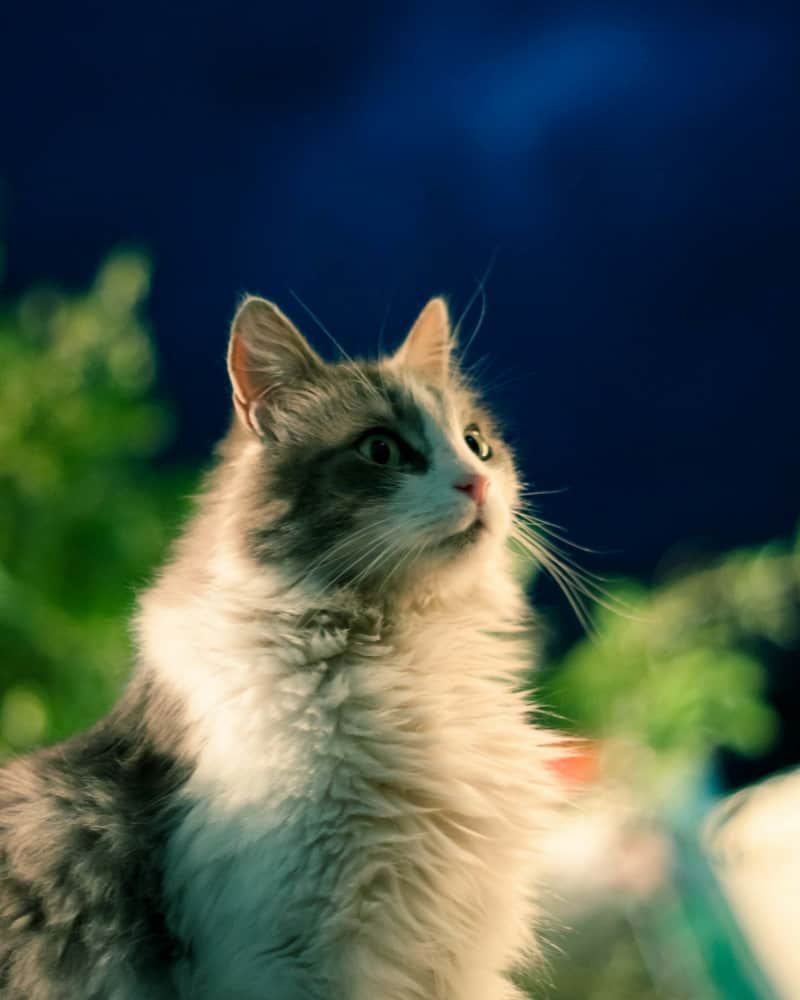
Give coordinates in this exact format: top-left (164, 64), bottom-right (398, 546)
top-left (0, 673), bottom-right (188, 999)
top-left (0, 296), bottom-right (559, 999)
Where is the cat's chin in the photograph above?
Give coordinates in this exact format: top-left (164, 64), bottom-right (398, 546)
top-left (436, 516), bottom-right (488, 552)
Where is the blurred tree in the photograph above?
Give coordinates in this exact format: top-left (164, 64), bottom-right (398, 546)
top-left (540, 536), bottom-right (800, 799)
top-left (0, 248), bottom-right (193, 755)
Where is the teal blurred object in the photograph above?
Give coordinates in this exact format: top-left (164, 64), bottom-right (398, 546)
top-left (668, 821), bottom-right (778, 1000)
top-left (515, 533), bottom-right (799, 997)
top-left (513, 771), bottom-right (788, 999)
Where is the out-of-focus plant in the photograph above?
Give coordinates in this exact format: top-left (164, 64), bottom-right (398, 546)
top-left (0, 248), bottom-right (192, 756)
top-left (541, 535), bottom-right (799, 798)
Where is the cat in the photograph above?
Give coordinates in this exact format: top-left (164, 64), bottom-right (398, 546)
top-left (0, 294), bottom-right (561, 999)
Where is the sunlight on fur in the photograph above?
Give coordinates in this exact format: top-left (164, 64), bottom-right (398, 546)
top-left (1, 294), bottom-right (566, 999)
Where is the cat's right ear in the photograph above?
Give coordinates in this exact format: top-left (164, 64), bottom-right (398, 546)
top-left (227, 296), bottom-right (324, 437)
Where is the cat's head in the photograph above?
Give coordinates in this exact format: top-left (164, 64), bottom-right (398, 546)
top-left (223, 295), bottom-right (520, 603)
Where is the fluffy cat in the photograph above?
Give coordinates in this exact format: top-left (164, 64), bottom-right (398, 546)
top-left (0, 295), bottom-right (561, 999)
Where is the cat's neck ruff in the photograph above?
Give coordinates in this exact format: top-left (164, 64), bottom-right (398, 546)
top-left (137, 543), bottom-right (532, 806)
top-left (137, 543), bottom-right (556, 1000)
top-left (140, 540), bottom-right (524, 701)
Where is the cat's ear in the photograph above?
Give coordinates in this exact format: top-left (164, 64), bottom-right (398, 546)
top-left (228, 296), bottom-right (324, 437)
top-left (391, 297), bottom-right (454, 386)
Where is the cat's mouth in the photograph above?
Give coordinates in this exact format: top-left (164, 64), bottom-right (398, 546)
top-left (438, 516), bottom-right (485, 550)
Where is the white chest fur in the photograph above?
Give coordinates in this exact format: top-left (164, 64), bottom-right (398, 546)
top-left (146, 592), bottom-right (556, 1000)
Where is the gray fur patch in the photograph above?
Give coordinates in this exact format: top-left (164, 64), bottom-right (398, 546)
top-left (231, 360), bottom-right (510, 595)
top-left (0, 673), bottom-right (191, 999)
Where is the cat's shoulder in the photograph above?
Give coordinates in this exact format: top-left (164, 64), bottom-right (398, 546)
top-left (0, 686), bottom-right (189, 998)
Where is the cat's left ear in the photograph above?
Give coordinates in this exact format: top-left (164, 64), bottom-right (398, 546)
top-left (228, 295), bottom-right (324, 437)
top-left (391, 297), bottom-right (454, 386)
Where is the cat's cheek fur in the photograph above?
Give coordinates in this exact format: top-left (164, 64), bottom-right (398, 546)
top-left (383, 386), bottom-right (515, 556)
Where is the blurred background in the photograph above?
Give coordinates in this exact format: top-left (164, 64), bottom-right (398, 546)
top-left (1, 2), bottom-right (798, 997)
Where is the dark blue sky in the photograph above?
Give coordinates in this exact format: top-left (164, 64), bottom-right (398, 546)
top-left (2, 1), bottom-right (798, 581)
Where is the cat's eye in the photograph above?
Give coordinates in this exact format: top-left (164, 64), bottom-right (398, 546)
top-left (357, 432), bottom-right (405, 467)
top-left (464, 425), bottom-right (492, 461)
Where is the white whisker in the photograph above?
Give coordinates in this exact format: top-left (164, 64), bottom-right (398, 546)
top-left (455, 248), bottom-right (499, 360)
top-left (288, 289), bottom-right (353, 364)
top-left (512, 516), bottom-right (641, 631)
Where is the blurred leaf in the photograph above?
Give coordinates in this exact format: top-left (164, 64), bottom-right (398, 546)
top-left (540, 540), bottom-right (798, 797)
top-left (0, 244), bottom-right (193, 752)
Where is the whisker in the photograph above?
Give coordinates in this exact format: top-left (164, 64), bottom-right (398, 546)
top-left (462, 352), bottom-right (493, 384)
top-left (517, 486), bottom-right (569, 499)
top-left (515, 511), bottom-right (604, 558)
top-left (521, 543), bottom-right (596, 632)
top-left (515, 523), bottom-right (621, 601)
top-left (288, 289), bottom-right (354, 364)
top-left (476, 368), bottom-right (539, 396)
top-left (281, 516), bottom-right (397, 594)
top-left (516, 526), bottom-right (626, 603)
top-left (319, 518), bottom-right (417, 595)
top-left (346, 534), bottom-right (411, 592)
top-left (288, 289), bottom-right (377, 398)
top-left (511, 529), bottom-right (597, 633)
top-left (454, 247), bottom-right (499, 360)
top-left (379, 532), bottom-right (430, 597)
top-left (377, 293), bottom-right (395, 359)
top-left (459, 277), bottom-right (488, 361)
top-left (512, 519), bottom-right (640, 629)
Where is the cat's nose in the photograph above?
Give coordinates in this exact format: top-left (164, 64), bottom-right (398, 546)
top-left (455, 474), bottom-right (490, 505)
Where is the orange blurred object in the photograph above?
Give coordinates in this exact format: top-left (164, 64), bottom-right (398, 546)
top-left (549, 739), bottom-right (600, 785)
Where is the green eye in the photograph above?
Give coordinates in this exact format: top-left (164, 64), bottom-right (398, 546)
top-left (464, 426), bottom-right (492, 461)
top-left (357, 432), bottom-right (404, 467)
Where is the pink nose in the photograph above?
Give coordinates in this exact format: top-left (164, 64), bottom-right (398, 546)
top-left (455, 474), bottom-right (490, 505)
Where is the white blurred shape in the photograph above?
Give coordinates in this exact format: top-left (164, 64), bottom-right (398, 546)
top-left (705, 768), bottom-right (800, 1000)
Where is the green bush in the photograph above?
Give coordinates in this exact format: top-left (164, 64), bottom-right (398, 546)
top-left (540, 536), bottom-right (799, 794)
top-left (0, 250), bottom-right (192, 754)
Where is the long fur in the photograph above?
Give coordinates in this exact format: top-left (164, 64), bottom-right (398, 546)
top-left (0, 298), bottom-right (561, 999)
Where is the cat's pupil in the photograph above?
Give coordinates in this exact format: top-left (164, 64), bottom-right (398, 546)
top-left (466, 434), bottom-right (480, 456)
top-left (370, 439), bottom-right (391, 464)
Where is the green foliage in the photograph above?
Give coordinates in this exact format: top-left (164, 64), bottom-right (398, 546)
top-left (542, 538), bottom-right (799, 794)
top-left (0, 250), bottom-right (192, 755)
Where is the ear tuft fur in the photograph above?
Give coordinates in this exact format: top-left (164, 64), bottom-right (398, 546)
top-left (391, 297), bottom-right (453, 386)
top-left (228, 296), bottom-right (323, 436)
